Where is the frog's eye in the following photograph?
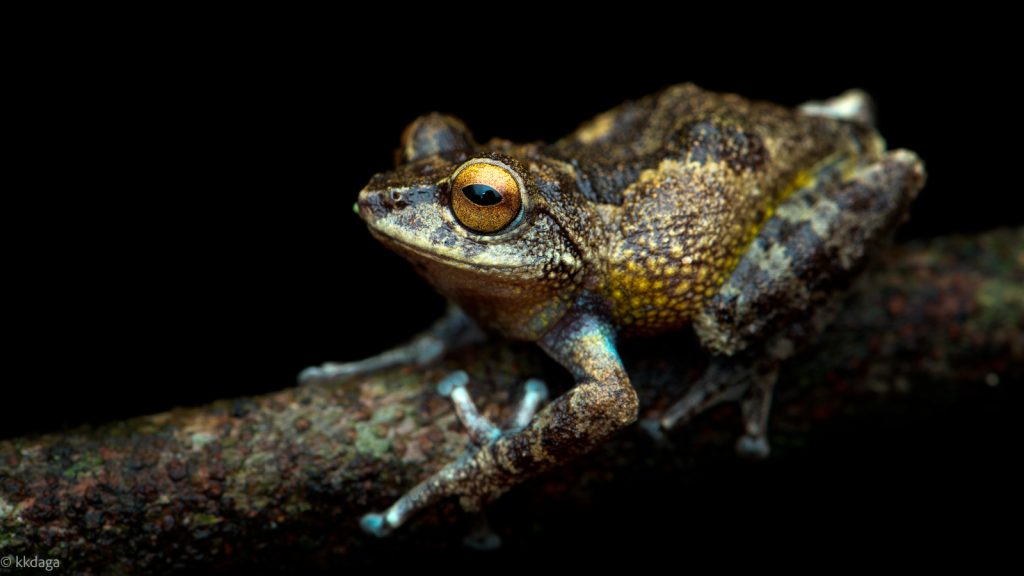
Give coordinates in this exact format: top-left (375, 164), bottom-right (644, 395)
top-left (450, 160), bottom-right (523, 234)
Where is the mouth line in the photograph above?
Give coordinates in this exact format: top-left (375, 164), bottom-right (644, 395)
top-left (368, 228), bottom-right (526, 270)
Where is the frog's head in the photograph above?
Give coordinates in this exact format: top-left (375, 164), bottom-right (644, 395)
top-left (356, 113), bottom-right (600, 339)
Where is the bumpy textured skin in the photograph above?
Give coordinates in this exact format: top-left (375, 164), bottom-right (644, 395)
top-left (695, 149), bottom-right (924, 355)
top-left (553, 84), bottom-right (884, 332)
top-left (347, 83), bottom-right (925, 535)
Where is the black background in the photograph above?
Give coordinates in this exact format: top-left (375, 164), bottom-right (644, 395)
top-left (7, 20), bottom-right (1020, 567)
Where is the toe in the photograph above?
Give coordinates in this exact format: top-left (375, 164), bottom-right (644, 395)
top-left (436, 370), bottom-right (469, 397)
top-left (360, 512), bottom-right (391, 537)
top-left (524, 378), bottom-right (548, 400)
top-left (297, 366), bottom-right (323, 384)
top-left (735, 435), bottom-right (771, 460)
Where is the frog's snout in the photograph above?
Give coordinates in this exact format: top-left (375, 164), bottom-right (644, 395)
top-left (357, 187), bottom-right (389, 222)
top-left (358, 186), bottom-right (436, 223)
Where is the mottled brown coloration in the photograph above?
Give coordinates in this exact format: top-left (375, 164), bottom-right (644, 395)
top-left (552, 84), bottom-right (878, 206)
top-left (309, 84), bottom-right (925, 535)
top-left (575, 86), bottom-right (883, 332)
top-left (696, 150), bottom-right (926, 355)
top-left (364, 84), bottom-right (889, 338)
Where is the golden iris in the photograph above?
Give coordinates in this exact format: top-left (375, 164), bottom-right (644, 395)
top-left (450, 161), bottom-right (522, 233)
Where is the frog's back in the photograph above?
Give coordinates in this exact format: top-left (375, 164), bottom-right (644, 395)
top-left (549, 83), bottom-right (884, 332)
top-left (550, 83), bottom-right (880, 206)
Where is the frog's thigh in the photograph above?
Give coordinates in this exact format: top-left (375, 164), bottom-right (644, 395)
top-left (660, 151), bottom-right (924, 453)
top-left (695, 149), bottom-right (924, 356)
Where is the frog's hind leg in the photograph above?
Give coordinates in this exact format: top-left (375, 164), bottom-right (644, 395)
top-left (659, 361), bottom-right (749, 430)
top-left (657, 355), bottom-right (779, 459)
top-left (660, 149), bottom-right (925, 457)
top-left (735, 361), bottom-right (779, 459)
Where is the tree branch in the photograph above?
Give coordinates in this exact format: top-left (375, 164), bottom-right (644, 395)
top-left (1, 229), bottom-right (1021, 574)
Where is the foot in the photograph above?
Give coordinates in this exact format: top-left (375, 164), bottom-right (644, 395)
top-left (654, 359), bottom-right (776, 460)
top-left (659, 362), bottom-right (748, 431)
top-left (359, 372), bottom-right (549, 535)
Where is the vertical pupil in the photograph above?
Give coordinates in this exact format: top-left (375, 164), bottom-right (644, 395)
top-left (461, 184), bottom-right (503, 206)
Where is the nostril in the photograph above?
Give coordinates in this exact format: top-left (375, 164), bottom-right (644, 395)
top-left (390, 190), bottom-right (409, 209)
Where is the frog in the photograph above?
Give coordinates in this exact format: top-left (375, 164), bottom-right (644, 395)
top-left (300, 83), bottom-right (925, 539)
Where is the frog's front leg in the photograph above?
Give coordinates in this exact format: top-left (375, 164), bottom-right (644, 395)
top-left (660, 150), bottom-right (925, 456)
top-left (434, 370), bottom-right (549, 445)
top-left (298, 304), bottom-right (481, 384)
top-left (360, 314), bottom-right (638, 536)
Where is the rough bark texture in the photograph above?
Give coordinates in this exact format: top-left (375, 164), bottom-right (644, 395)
top-left (1, 229), bottom-right (1021, 574)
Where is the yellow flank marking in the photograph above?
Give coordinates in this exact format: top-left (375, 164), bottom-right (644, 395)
top-left (604, 147), bottom-right (858, 331)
